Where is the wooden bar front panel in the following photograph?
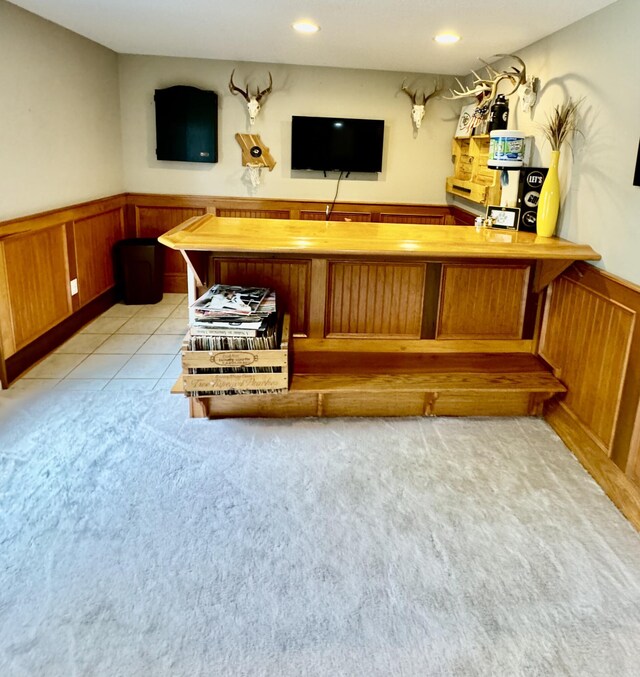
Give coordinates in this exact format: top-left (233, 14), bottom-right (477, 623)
top-left (1, 225), bottom-right (71, 355)
top-left (214, 258), bottom-right (311, 336)
top-left (540, 274), bottom-right (635, 454)
top-left (74, 208), bottom-right (125, 306)
top-left (136, 206), bottom-right (206, 292)
top-left (437, 263), bottom-right (530, 339)
top-left (327, 261), bottom-right (426, 337)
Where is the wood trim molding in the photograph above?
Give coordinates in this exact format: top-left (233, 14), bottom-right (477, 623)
top-left (295, 338), bottom-right (535, 353)
top-left (1, 193), bottom-right (472, 239)
top-left (0, 194), bottom-right (126, 237)
top-left (125, 192), bottom-right (457, 222)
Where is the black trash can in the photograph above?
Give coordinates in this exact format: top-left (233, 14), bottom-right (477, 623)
top-left (113, 238), bottom-right (165, 304)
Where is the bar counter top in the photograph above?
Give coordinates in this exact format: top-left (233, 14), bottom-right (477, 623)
top-left (158, 214), bottom-right (601, 262)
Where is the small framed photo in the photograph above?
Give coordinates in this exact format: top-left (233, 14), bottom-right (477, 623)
top-left (455, 103), bottom-right (477, 138)
top-left (485, 205), bottom-right (520, 230)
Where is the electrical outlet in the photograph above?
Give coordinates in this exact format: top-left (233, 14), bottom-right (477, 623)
top-left (70, 278), bottom-right (78, 296)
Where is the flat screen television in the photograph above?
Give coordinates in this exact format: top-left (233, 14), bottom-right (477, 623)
top-left (291, 115), bottom-right (384, 173)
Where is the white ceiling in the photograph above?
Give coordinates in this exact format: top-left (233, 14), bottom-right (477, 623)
top-left (10, 0), bottom-right (618, 75)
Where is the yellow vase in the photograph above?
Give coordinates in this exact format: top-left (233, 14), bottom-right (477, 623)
top-left (536, 150), bottom-right (561, 237)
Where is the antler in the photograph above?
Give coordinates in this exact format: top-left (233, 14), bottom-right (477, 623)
top-left (445, 55), bottom-right (526, 101)
top-left (229, 69), bottom-right (250, 101)
top-left (255, 72), bottom-right (273, 102)
top-left (423, 78), bottom-right (443, 105)
top-left (402, 78), bottom-right (442, 105)
top-left (401, 79), bottom-right (418, 104)
top-left (446, 76), bottom-right (489, 100)
top-left (479, 54), bottom-right (526, 96)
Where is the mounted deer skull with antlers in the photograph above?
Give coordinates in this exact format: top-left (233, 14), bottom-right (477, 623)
top-left (229, 70), bottom-right (273, 125)
top-left (401, 79), bottom-right (442, 129)
top-left (446, 55), bottom-right (526, 103)
top-left (444, 55), bottom-right (526, 130)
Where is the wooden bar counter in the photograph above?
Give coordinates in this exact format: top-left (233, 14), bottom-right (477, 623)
top-left (159, 215), bottom-right (600, 419)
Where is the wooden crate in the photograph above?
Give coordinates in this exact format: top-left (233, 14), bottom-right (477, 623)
top-left (445, 135), bottom-right (501, 206)
top-left (180, 313), bottom-right (290, 396)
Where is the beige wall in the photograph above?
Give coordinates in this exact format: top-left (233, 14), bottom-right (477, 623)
top-left (0, 1), bottom-right (123, 221)
top-left (491, 0), bottom-right (639, 285)
top-left (118, 55), bottom-right (459, 205)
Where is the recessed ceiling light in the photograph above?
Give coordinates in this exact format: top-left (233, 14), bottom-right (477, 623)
top-left (434, 33), bottom-right (460, 45)
top-left (293, 21), bottom-right (320, 34)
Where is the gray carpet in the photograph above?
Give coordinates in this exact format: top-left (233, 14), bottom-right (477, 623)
top-left (1, 388), bottom-right (640, 677)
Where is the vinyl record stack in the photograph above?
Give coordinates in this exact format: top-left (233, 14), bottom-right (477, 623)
top-left (190, 284), bottom-right (278, 349)
top-left (181, 284), bottom-right (288, 396)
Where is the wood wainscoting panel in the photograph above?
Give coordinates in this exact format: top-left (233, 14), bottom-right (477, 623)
top-left (540, 274), bottom-right (635, 455)
top-left (214, 258), bottom-right (311, 336)
top-left (136, 206), bottom-right (206, 292)
top-left (74, 209), bottom-right (125, 306)
top-left (631, 401), bottom-right (640, 486)
top-left (216, 208), bottom-right (290, 219)
top-left (326, 261), bottom-right (426, 337)
top-left (1, 225), bottom-right (71, 355)
top-left (300, 211), bottom-right (372, 222)
top-left (379, 213), bottom-right (448, 225)
top-left (437, 263), bottom-right (530, 339)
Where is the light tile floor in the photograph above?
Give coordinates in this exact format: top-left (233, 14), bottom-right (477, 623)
top-left (7, 293), bottom-right (189, 393)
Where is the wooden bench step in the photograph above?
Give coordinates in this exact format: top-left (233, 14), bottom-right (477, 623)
top-left (291, 371), bottom-right (565, 393)
top-left (180, 352), bottom-right (565, 418)
top-left (290, 352), bottom-right (565, 393)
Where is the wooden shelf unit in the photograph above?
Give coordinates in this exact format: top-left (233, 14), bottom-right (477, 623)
top-left (159, 214), bottom-right (600, 419)
top-left (446, 135), bottom-right (502, 206)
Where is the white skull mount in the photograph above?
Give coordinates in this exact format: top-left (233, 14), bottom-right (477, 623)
top-left (229, 70), bottom-right (273, 126)
top-left (411, 104), bottom-right (426, 129)
top-left (401, 79), bottom-right (441, 130)
top-left (520, 77), bottom-right (539, 114)
top-left (246, 99), bottom-right (261, 126)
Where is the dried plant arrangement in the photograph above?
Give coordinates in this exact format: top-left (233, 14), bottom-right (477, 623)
top-left (540, 97), bottom-right (583, 151)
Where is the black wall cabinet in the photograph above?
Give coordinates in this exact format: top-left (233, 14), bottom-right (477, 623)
top-left (154, 86), bottom-right (218, 163)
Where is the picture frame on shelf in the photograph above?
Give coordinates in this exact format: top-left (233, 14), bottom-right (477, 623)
top-left (485, 205), bottom-right (520, 230)
top-left (454, 103), bottom-right (478, 138)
